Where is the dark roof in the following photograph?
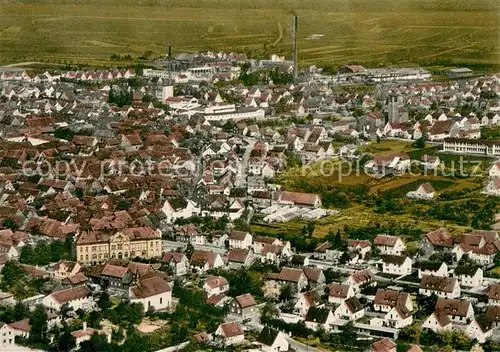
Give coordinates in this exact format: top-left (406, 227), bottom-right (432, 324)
top-left (345, 296), bottom-right (364, 313)
top-left (305, 307), bottom-right (331, 324)
top-left (257, 326), bottom-right (280, 346)
top-left (382, 255), bottom-right (408, 265)
top-left (454, 265), bottom-right (480, 276)
top-left (419, 261), bottom-right (443, 270)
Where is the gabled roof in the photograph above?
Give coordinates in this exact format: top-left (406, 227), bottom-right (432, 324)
top-left (257, 326), bottom-right (280, 347)
top-left (130, 276), bottom-right (171, 299)
top-left (217, 322), bottom-right (243, 338)
top-left (420, 275), bottom-right (457, 293)
top-left (50, 286), bottom-right (90, 304)
top-left (305, 307), bottom-right (331, 324)
top-left (235, 293), bottom-right (256, 309)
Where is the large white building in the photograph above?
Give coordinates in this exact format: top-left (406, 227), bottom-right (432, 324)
top-left (443, 138), bottom-right (500, 156)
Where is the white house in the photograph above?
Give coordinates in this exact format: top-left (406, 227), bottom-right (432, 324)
top-left (305, 307), bottom-right (335, 332)
top-left (42, 286), bottom-right (93, 312)
top-left (373, 289), bottom-right (413, 314)
top-left (53, 260), bottom-right (81, 280)
top-left (419, 275), bottom-right (460, 299)
top-left (381, 255), bottom-right (412, 276)
top-left (454, 265), bottom-right (483, 287)
top-left (374, 235), bottom-right (406, 255)
top-left (422, 311), bottom-right (453, 333)
top-left (406, 183), bottom-right (435, 200)
top-left (489, 162), bottom-right (500, 177)
top-left (294, 291), bottom-right (323, 317)
top-left (215, 322), bottom-right (245, 346)
top-left (488, 284), bottom-right (500, 305)
top-left (162, 252), bottom-right (189, 276)
top-left (0, 322), bottom-right (27, 350)
top-left (418, 261), bottom-right (448, 279)
top-left (333, 296), bottom-right (365, 321)
top-left (347, 240), bottom-right (371, 259)
top-left (228, 231), bottom-right (253, 249)
top-left (161, 198), bottom-right (200, 223)
top-left (203, 276), bottom-right (230, 297)
top-left (190, 250), bottom-right (225, 273)
top-left (328, 283), bottom-right (355, 304)
top-left (344, 269), bottom-right (376, 294)
top-left (434, 298), bottom-right (474, 325)
top-left (129, 276), bottom-right (172, 312)
top-left (257, 326), bottom-right (289, 352)
top-left (465, 318), bottom-right (493, 343)
top-left (384, 305), bottom-right (413, 329)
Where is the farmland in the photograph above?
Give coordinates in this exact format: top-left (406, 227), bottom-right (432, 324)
top-left (0, 0), bottom-right (499, 71)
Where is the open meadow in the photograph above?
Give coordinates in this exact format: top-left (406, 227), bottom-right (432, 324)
top-left (0, 0), bottom-right (499, 70)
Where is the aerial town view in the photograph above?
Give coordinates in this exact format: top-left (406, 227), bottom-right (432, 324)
top-left (0, 0), bottom-right (499, 351)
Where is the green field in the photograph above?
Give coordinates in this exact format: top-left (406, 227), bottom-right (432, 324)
top-left (0, 0), bottom-right (499, 70)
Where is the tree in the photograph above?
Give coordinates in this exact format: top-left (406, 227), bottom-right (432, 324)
top-left (261, 303), bottom-right (279, 319)
top-left (412, 136), bottom-right (426, 148)
top-left (97, 292), bottom-right (111, 312)
top-left (87, 311), bottom-right (102, 329)
top-left (184, 242), bottom-right (194, 259)
top-left (55, 328), bottom-right (76, 352)
top-left (29, 305), bottom-right (48, 343)
top-left (12, 302), bottom-right (29, 321)
top-left (279, 283), bottom-right (295, 301)
top-left (2, 218), bottom-right (18, 230)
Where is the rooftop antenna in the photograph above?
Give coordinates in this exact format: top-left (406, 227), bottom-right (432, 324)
top-left (292, 15), bottom-right (298, 78)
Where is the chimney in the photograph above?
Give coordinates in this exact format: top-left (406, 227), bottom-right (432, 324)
top-left (292, 15), bottom-right (298, 78)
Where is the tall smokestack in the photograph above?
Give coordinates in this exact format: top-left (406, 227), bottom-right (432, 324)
top-left (292, 15), bottom-right (298, 78)
top-left (168, 45), bottom-right (172, 59)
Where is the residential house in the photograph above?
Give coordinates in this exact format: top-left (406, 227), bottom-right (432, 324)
top-left (488, 284), bottom-right (500, 305)
top-left (190, 250), bottom-right (225, 274)
top-left (333, 296), bottom-right (365, 321)
top-left (452, 230), bottom-right (499, 266)
top-left (454, 265), bottom-right (483, 287)
top-left (52, 260), bottom-right (81, 280)
top-left (226, 249), bottom-right (253, 269)
top-left (381, 255), bottom-right (412, 276)
top-left (203, 276), bottom-right (229, 297)
top-left (374, 235), bottom-right (406, 255)
top-left (434, 298), bottom-right (474, 325)
top-left (42, 286), bottom-right (93, 312)
top-left (294, 290), bottom-right (323, 317)
top-left (274, 267), bottom-right (309, 292)
top-left (256, 326), bottom-right (289, 352)
top-left (129, 275), bottom-right (172, 313)
top-left (304, 307), bottom-right (335, 332)
top-left (374, 289), bottom-right (413, 314)
top-left (162, 252), bottom-right (189, 276)
top-left (347, 240), bottom-right (371, 259)
top-left (419, 275), bottom-right (460, 299)
top-left (228, 231), bottom-right (253, 249)
top-left (421, 228), bottom-right (454, 253)
top-left (422, 310), bottom-right (453, 333)
top-left (230, 293), bottom-right (258, 318)
top-left (0, 321), bottom-right (29, 350)
top-left (302, 266), bottom-right (325, 288)
top-left (465, 317), bottom-right (493, 343)
top-left (276, 191), bottom-right (322, 208)
top-left (328, 283), bottom-right (355, 304)
top-left (370, 338), bottom-right (396, 352)
top-left (406, 183), bottom-right (435, 200)
top-left (215, 322), bottom-right (245, 346)
top-left (344, 269), bottom-right (376, 293)
top-left (418, 261), bottom-right (448, 279)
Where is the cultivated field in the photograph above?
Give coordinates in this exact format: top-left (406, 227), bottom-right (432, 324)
top-left (0, 0), bottom-right (498, 69)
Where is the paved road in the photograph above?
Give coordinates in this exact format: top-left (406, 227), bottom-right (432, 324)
top-left (235, 138), bottom-right (256, 187)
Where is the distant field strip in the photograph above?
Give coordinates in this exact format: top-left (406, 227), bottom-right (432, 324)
top-left (0, 1), bottom-right (498, 67)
